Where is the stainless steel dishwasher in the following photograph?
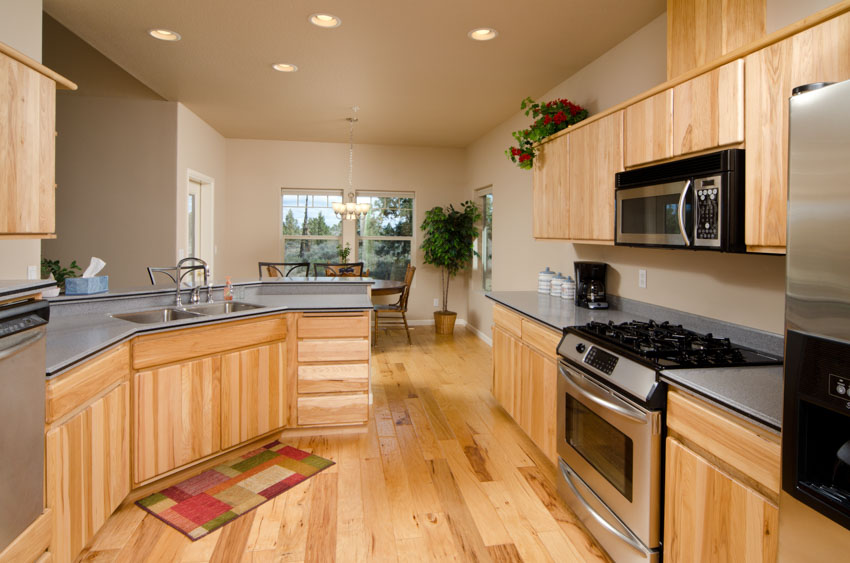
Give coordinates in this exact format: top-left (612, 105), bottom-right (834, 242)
top-left (0, 299), bottom-right (48, 552)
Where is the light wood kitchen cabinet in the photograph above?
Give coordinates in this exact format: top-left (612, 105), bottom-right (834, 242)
top-left (568, 111), bottom-right (623, 243)
top-left (745, 12), bottom-right (850, 253)
top-left (46, 383), bottom-right (131, 563)
top-left (666, 0), bottom-right (765, 80)
top-left (664, 437), bottom-right (778, 561)
top-left (531, 134), bottom-right (570, 238)
top-left (0, 44), bottom-right (74, 237)
top-left (672, 59), bottom-right (745, 156)
top-left (134, 357), bottom-right (222, 483)
top-left (221, 342), bottom-right (287, 449)
top-left (492, 305), bottom-right (559, 462)
top-left (624, 90), bottom-right (673, 167)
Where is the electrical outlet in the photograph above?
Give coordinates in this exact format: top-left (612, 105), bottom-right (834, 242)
top-left (638, 269), bottom-right (647, 289)
top-left (433, 298), bottom-right (439, 307)
top-left (27, 265), bottom-right (38, 280)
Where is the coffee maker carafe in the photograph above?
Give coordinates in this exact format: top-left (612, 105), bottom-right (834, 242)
top-left (574, 262), bottom-right (609, 309)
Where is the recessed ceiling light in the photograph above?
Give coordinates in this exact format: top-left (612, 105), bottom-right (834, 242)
top-left (468, 28), bottom-right (498, 41)
top-left (309, 13), bottom-right (342, 28)
top-left (272, 63), bottom-right (298, 73)
top-left (147, 28), bottom-right (181, 41)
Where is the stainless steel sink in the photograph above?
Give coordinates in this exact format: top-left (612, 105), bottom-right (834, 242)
top-left (112, 308), bottom-right (205, 324)
top-left (183, 301), bottom-right (265, 315)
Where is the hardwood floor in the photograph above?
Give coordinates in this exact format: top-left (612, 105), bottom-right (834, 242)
top-left (78, 326), bottom-right (608, 562)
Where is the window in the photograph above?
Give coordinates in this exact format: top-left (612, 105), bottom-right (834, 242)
top-left (281, 189), bottom-right (343, 265)
top-left (479, 188), bottom-right (493, 291)
top-left (356, 191), bottom-right (414, 281)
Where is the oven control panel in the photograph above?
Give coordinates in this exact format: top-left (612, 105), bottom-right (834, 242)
top-left (829, 374), bottom-right (850, 400)
top-left (695, 176), bottom-right (722, 247)
top-left (584, 346), bottom-right (618, 375)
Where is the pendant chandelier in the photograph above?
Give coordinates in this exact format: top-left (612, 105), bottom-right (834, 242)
top-left (332, 108), bottom-right (371, 220)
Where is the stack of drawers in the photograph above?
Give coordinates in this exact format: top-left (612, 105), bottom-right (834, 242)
top-left (296, 311), bottom-right (371, 426)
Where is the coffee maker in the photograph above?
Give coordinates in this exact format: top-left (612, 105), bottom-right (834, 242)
top-left (574, 262), bottom-right (609, 309)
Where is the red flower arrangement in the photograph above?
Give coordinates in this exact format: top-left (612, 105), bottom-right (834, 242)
top-left (506, 97), bottom-right (589, 170)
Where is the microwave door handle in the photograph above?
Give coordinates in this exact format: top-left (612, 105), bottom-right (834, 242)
top-left (677, 179), bottom-right (692, 246)
top-left (558, 364), bottom-right (647, 424)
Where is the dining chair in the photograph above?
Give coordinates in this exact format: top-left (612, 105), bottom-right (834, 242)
top-left (315, 262), bottom-right (364, 277)
top-left (373, 265), bottom-right (416, 345)
top-left (258, 262), bottom-right (310, 278)
top-left (147, 265), bottom-right (205, 286)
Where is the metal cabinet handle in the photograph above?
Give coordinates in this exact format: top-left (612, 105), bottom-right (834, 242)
top-left (558, 363), bottom-right (647, 424)
top-left (559, 459), bottom-right (649, 556)
top-left (677, 179), bottom-right (692, 246)
top-left (0, 329), bottom-right (45, 362)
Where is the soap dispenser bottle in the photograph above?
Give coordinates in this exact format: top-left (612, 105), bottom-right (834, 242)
top-left (224, 276), bottom-right (233, 301)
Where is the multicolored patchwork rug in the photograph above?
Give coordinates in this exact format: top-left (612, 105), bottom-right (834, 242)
top-left (135, 440), bottom-right (334, 540)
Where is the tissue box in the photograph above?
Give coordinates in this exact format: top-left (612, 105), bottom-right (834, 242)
top-left (65, 276), bottom-right (108, 295)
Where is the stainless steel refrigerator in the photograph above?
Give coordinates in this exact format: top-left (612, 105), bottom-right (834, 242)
top-left (780, 79), bottom-right (850, 560)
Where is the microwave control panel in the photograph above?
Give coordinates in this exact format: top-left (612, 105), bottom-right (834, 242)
top-left (695, 176), bottom-right (722, 246)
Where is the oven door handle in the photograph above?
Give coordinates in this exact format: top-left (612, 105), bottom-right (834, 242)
top-left (559, 458), bottom-right (649, 556)
top-left (558, 364), bottom-right (648, 424)
top-left (677, 178), bottom-right (692, 247)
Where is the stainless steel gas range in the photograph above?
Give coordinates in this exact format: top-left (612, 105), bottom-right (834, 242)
top-left (555, 320), bottom-right (782, 562)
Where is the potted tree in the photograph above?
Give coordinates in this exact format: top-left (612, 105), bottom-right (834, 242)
top-left (420, 200), bottom-right (481, 335)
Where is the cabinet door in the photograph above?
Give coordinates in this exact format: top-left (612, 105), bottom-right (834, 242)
top-left (46, 383), bottom-right (130, 563)
top-left (568, 111), bottom-right (623, 242)
top-left (532, 134), bottom-right (570, 238)
top-left (134, 357), bottom-right (221, 483)
top-left (492, 326), bottom-right (522, 421)
top-left (664, 437), bottom-right (778, 562)
top-left (221, 342), bottom-right (287, 449)
top-left (520, 345), bottom-right (558, 462)
top-left (745, 13), bottom-right (850, 252)
top-left (624, 89), bottom-right (673, 167)
top-left (673, 59), bottom-right (744, 156)
top-left (0, 53), bottom-right (56, 235)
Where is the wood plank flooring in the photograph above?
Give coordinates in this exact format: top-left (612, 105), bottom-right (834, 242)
top-left (77, 326), bottom-right (608, 562)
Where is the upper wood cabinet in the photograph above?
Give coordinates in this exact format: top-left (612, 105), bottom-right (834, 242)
top-left (624, 90), bottom-right (673, 167)
top-left (744, 12), bottom-right (850, 252)
top-left (672, 59), bottom-right (745, 156)
top-left (568, 111), bottom-right (623, 243)
top-left (667, 0), bottom-right (765, 80)
top-left (531, 134), bottom-right (570, 238)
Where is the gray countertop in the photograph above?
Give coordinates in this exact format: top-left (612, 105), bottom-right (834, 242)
top-left (0, 279), bottom-right (56, 300)
top-left (46, 288), bottom-right (373, 377)
top-left (486, 291), bottom-right (784, 431)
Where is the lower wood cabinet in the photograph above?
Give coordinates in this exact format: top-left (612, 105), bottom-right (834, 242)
top-left (46, 383), bottom-right (130, 563)
top-left (492, 326), bottom-right (522, 420)
top-left (134, 357), bottom-right (222, 483)
top-left (221, 342), bottom-right (287, 449)
top-left (664, 437), bottom-right (778, 562)
top-left (297, 393), bottom-right (369, 426)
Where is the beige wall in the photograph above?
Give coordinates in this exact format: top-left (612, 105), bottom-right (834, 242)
top-left (0, 0), bottom-right (42, 279)
top-left (465, 11), bottom-right (788, 335)
top-left (176, 103), bottom-right (227, 277)
top-left (222, 139), bottom-right (468, 322)
top-left (767, 0), bottom-right (839, 32)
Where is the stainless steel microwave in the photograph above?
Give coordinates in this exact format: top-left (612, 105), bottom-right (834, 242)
top-left (614, 149), bottom-right (745, 252)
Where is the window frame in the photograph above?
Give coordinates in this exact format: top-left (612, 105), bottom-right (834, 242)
top-left (280, 188), bottom-right (344, 263)
top-left (355, 190), bottom-right (416, 278)
top-left (476, 186), bottom-right (493, 291)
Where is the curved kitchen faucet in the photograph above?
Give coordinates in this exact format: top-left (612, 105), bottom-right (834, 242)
top-left (175, 257), bottom-right (213, 306)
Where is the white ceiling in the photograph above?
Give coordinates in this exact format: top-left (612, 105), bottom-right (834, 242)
top-left (43, 0), bottom-right (666, 148)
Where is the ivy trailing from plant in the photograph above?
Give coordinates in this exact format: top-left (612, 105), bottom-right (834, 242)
top-left (506, 96), bottom-right (589, 170)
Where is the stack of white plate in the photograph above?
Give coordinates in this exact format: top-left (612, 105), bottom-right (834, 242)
top-left (538, 267), bottom-right (555, 293)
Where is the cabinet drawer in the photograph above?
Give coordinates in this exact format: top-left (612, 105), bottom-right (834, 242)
top-left (493, 305), bottom-right (523, 338)
top-left (298, 363), bottom-right (369, 394)
top-left (297, 393), bottom-right (368, 426)
top-left (667, 389), bottom-right (780, 494)
top-left (298, 314), bottom-right (369, 338)
top-left (298, 339), bottom-right (369, 362)
top-left (133, 315), bottom-right (286, 369)
top-left (521, 319), bottom-right (561, 358)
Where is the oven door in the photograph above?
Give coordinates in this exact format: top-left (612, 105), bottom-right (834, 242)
top-left (616, 180), bottom-right (695, 246)
top-left (556, 361), bottom-right (662, 551)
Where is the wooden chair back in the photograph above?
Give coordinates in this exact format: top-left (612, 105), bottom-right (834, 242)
top-left (258, 262), bottom-right (310, 278)
top-left (147, 265), bottom-right (204, 286)
top-left (316, 262), bottom-right (364, 277)
top-left (398, 265), bottom-right (416, 311)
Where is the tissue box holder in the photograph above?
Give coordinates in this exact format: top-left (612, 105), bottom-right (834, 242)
top-left (65, 276), bottom-right (108, 295)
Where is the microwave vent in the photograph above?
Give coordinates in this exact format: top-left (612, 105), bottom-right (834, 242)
top-left (616, 149), bottom-right (743, 188)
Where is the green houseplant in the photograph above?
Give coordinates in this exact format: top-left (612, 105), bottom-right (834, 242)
top-left (420, 200), bottom-right (481, 334)
top-left (41, 258), bottom-right (81, 292)
top-left (506, 96), bottom-right (589, 169)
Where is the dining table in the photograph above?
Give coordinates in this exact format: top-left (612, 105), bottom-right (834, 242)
top-left (370, 279), bottom-right (406, 297)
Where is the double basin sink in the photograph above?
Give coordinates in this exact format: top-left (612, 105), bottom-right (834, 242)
top-left (112, 301), bottom-right (265, 324)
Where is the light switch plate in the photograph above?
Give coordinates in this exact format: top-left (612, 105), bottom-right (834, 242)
top-left (638, 269), bottom-right (647, 288)
top-left (27, 265), bottom-right (38, 280)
